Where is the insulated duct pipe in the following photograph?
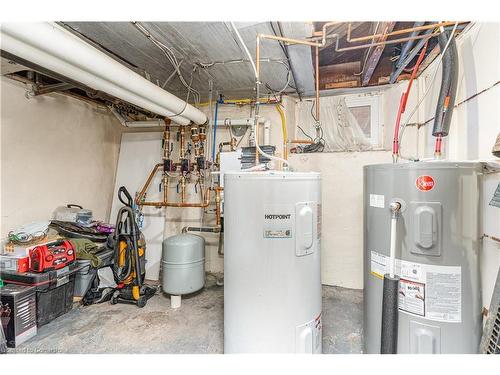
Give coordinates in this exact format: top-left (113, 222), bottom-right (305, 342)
top-left (0, 22), bottom-right (207, 126)
top-left (432, 30), bottom-right (458, 137)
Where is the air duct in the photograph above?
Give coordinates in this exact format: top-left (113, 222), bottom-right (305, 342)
top-left (0, 22), bottom-right (207, 126)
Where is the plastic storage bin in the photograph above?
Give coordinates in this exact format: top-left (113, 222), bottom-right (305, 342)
top-left (74, 247), bottom-right (114, 298)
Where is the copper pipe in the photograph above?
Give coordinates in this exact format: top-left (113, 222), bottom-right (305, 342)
top-left (180, 176), bottom-right (186, 203)
top-left (163, 175), bottom-right (169, 205)
top-left (334, 32), bottom-right (440, 53)
top-left (215, 187), bottom-right (222, 227)
top-left (179, 125), bottom-right (185, 159)
top-left (289, 139), bottom-right (315, 144)
top-left (163, 121), bottom-right (171, 160)
top-left (139, 187), bottom-right (212, 208)
top-left (135, 163), bottom-right (162, 205)
top-left (346, 21), bottom-right (465, 43)
top-left (258, 33), bottom-right (322, 48)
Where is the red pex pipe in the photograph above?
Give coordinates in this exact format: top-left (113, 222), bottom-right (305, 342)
top-left (392, 41), bottom-right (429, 160)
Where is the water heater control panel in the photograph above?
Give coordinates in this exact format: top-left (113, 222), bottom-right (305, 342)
top-left (295, 202), bottom-right (315, 257)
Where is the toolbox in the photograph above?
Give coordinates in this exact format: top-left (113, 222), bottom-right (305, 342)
top-left (0, 284), bottom-right (37, 348)
top-left (1, 263), bottom-right (79, 327)
top-left (0, 254), bottom-right (29, 273)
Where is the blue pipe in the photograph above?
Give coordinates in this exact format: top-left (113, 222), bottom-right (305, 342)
top-left (211, 99), bottom-right (220, 162)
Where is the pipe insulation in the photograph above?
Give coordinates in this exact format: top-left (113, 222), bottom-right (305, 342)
top-left (380, 274), bottom-right (400, 354)
top-left (432, 30), bottom-right (458, 137)
top-left (0, 22), bottom-right (207, 126)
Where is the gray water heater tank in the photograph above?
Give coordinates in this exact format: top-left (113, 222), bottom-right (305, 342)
top-left (363, 161), bottom-right (483, 354)
top-left (161, 233), bottom-right (205, 295)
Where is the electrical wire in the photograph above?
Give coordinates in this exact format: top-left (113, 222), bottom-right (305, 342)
top-left (229, 22), bottom-right (257, 78)
top-left (398, 22), bottom-right (459, 159)
top-left (297, 125), bottom-right (313, 141)
top-left (133, 22), bottom-right (201, 107)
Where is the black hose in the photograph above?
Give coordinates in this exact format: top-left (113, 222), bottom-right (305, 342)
top-left (381, 274), bottom-right (400, 354)
top-left (432, 30), bottom-right (458, 137)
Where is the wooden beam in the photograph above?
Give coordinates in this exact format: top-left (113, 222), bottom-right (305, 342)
top-left (361, 22), bottom-right (396, 86)
top-left (319, 61), bottom-right (361, 90)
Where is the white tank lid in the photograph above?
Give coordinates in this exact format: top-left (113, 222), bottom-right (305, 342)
top-left (224, 170), bottom-right (320, 180)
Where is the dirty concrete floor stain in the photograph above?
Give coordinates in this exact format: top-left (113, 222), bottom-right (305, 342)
top-left (12, 283), bottom-right (363, 354)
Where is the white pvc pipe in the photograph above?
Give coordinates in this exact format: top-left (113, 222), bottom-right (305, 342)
top-left (389, 216), bottom-right (398, 278)
top-left (263, 120), bottom-right (271, 145)
top-left (1, 22), bottom-right (207, 126)
top-left (171, 295), bottom-right (181, 309)
top-left (230, 22), bottom-right (257, 78)
top-left (216, 118), bottom-right (254, 127)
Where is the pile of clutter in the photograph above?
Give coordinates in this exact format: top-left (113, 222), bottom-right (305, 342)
top-left (0, 204), bottom-right (115, 350)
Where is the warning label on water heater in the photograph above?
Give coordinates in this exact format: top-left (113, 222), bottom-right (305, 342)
top-left (370, 251), bottom-right (462, 323)
top-left (263, 204), bottom-right (294, 239)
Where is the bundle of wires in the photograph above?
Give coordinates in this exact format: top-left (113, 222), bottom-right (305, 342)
top-left (132, 22), bottom-right (201, 108)
top-left (293, 100), bottom-right (326, 153)
top-left (8, 221), bottom-right (50, 245)
top-left (295, 124), bottom-right (326, 153)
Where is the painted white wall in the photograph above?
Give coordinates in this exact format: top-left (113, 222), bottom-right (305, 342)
top-left (109, 132), bottom-right (168, 280)
top-left (289, 150), bottom-right (392, 289)
top-left (0, 77), bottom-right (122, 238)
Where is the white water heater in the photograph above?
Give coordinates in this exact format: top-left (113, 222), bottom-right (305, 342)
top-left (224, 171), bottom-right (322, 353)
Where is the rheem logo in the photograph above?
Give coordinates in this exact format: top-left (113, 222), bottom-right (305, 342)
top-left (415, 175), bottom-right (435, 192)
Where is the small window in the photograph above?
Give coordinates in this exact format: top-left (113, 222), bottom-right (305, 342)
top-left (345, 95), bottom-right (381, 146)
top-left (349, 105), bottom-right (371, 138)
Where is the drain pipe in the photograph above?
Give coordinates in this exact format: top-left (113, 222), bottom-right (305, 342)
top-left (381, 201), bottom-right (401, 354)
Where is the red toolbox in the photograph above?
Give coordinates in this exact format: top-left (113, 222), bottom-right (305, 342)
top-left (0, 255), bottom-right (29, 273)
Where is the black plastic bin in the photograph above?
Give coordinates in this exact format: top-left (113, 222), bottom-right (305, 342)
top-left (1, 263), bottom-right (79, 327)
top-left (74, 247), bottom-right (114, 298)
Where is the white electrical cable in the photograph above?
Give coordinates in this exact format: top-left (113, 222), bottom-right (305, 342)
top-left (133, 22), bottom-right (201, 106)
top-left (398, 22), bottom-right (459, 158)
top-left (230, 22), bottom-right (258, 79)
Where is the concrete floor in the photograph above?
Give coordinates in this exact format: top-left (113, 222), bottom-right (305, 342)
top-left (10, 277), bottom-right (363, 354)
